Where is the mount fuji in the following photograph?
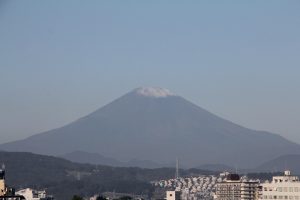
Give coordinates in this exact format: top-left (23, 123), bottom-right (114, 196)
top-left (1, 87), bottom-right (300, 168)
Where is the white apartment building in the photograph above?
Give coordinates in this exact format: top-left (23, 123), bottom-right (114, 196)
top-left (215, 174), bottom-right (260, 200)
top-left (15, 188), bottom-right (53, 200)
top-left (260, 171), bottom-right (300, 200)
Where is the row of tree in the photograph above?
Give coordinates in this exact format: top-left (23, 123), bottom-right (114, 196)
top-left (72, 195), bottom-right (133, 200)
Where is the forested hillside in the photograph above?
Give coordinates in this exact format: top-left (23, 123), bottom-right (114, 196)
top-left (0, 151), bottom-right (215, 200)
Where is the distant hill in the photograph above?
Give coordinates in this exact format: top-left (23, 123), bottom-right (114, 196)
top-left (197, 164), bottom-right (235, 172)
top-left (0, 151), bottom-right (215, 200)
top-left (60, 151), bottom-right (165, 168)
top-left (1, 87), bottom-right (300, 168)
top-left (255, 154), bottom-right (300, 174)
top-left (60, 151), bottom-right (124, 166)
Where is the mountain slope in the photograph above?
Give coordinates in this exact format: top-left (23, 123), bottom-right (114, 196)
top-left (255, 154), bottom-right (300, 174)
top-left (197, 164), bottom-right (235, 172)
top-left (60, 151), bottom-right (165, 168)
top-left (60, 151), bottom-right (125, 166)
top-left (1, 87), bottom-right (300, 168)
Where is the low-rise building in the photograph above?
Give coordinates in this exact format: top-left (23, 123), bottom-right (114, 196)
top-left (16, 188), bottom-right (53, 200)
top-left (166, 191), bottom-right (181, 200)
top-left (260, 170), bottom-right (300, 200)
top-left (0, 166), bottom-right (5, 196)
top-left (0, 165), bottom-right (26, 200)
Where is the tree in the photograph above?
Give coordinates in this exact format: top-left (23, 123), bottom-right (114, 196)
top-left (119, 196), bottom-right (133, 200)
top-left (72, 195), bottom-right (83, 200)
top-left (96, 196), bottom-right (107, 200)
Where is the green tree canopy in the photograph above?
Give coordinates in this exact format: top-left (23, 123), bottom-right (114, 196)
top-left (119, 196), bottom-right (133, 200)
top-left (96, 196), bottom-right (107, 200)
top-left (72, 195), bottom-right (83, 200)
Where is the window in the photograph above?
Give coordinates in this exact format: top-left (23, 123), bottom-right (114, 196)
top-left (295, 197), bottom-right (299, 200)
top-left (295, 188), bottom-right (299, 192)
top-left (279, 196), bottom-right (283, 199)
top-left (278, 187), bottom-right (283, 192)
top-left (290, 196), bottom-right (294, 200)
top-left (284, 188), bottom-right (288, 192)
top-left (290, 188), bottom-right (294, 192)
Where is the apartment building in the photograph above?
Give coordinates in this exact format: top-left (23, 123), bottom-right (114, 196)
top-left (260, 171), bottom-right (300, 200)
top-left (215, 173), bottom-right (260, 200)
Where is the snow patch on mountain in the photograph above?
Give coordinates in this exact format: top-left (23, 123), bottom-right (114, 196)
top-left (135, 87), bottom-right (176, 98)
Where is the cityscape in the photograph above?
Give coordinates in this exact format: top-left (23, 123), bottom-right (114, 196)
top-left (2, 161), bottom-right (300, 200)
top-left (1, 1), bottom-right (300, 200)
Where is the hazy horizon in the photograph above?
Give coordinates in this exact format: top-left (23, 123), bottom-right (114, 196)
top-left (1, 1), bottom-right (300, 144)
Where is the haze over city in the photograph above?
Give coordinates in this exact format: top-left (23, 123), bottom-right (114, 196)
top-left (1, 0), bottom-right (300, 145)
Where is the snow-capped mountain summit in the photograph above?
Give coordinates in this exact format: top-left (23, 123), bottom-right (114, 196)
top-left (1, 87), bottom-right (300, 168)
top-left (134, 87), bottom-right (176, 98)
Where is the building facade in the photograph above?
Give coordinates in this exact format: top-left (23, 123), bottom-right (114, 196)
top-left (260, 171), bottom-right (300, 200)
top-left (0, 166), bottom-right (5, 196)
top-left (0, 165), bottom-right (26, 200)
top-left (16, 188), bottom-right (53, 200)
top-left (166, 191), bottom-right (181, 200)
top-left (215, 174), bottom-right (259, 200)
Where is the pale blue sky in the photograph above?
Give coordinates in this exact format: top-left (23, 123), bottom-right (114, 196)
top-left (0, 1), bottom-right (300, 143)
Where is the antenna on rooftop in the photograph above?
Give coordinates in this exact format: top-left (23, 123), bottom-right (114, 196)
top-left (284, 160), bottom-right (288, 171)
top-left (235, 165), bottom-right (238, 174)
top-left (175, 157), bottom-right (179, 179)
